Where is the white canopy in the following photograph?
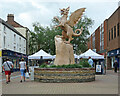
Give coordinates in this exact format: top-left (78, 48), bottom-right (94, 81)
top-left (74, 54), bottom-right (79, 59)
top-left (79, 49), bottom-right (104, 59)
top-left (28, 49), bottom-right (53, 59)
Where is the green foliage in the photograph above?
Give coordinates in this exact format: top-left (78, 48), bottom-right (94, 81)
top-left (71, 15), bottom-right (94, 54)
top-left (39, 63), bottom-right (83, 68)
top-left (29, 14), bottom-right (94, 55)
top-left (79, 59), bottom-right (91, 67)
top-left (39, 64), bottom-right (47, 68)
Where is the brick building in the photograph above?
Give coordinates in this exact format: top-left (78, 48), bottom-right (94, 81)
top-left (95, 27), bottom-right (100, 52)
top-left (107, 7), bottom-right (120, 69)
top-left (87, 6), bottom-right (120, 69)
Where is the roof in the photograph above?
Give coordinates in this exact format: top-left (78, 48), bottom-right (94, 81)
top-left (28, 49), bottom-right (53, 59)
top-left (0, 18), bottom-right (26, 39)
top-left (108, 6), bottom-right (120, 20)
top-left (79, 49), bottom-right (104, 59)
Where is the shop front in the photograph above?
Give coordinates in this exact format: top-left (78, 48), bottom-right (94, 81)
top-left (2, 50), bottom-right (27, 71)
top-left (107, 48), bottom-right (120, 69)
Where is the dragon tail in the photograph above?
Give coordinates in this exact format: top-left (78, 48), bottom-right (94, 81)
top-left (73, 29), bottom-right (82, 37)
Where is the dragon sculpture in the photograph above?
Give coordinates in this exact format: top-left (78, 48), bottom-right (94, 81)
top-left (54, 7), bottom-right (85, 43)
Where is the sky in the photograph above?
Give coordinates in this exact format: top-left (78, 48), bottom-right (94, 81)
top-left (0, 0), bottom-right (119, 34)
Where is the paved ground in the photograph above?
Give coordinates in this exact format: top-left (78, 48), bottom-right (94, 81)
top-left (0, 70), bottom-right (119, 94)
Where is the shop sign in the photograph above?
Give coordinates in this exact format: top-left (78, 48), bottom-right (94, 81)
top-left (108, 48), bottom-right (120, 57)
top-left (0, 50), bottom-right (2, 57)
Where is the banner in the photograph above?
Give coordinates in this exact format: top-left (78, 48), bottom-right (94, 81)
top-left (96, 65), bottom-right (101, 72)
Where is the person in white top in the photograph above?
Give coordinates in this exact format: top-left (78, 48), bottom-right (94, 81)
top-left (19, 58), bottom-right (27, 83)
top-left (2, 58), bottom-right (13, 84)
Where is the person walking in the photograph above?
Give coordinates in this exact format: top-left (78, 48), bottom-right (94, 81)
top-left (88, 56), bottom-right (94, 67)
top-left (113, 60), bottom-right (118, 73)
top-left (2, 58), bottom-right (13, 84)
top-left (19, 58), bottom-right (27, 83)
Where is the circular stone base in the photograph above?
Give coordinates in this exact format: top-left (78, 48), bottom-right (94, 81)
top-left (34, 68), bottom-right (95, 83)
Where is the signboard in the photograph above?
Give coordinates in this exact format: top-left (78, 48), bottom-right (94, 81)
top-left (0, 51), bottom-right (2, 57)
top-left (96, 65), bottom-right (101, 72)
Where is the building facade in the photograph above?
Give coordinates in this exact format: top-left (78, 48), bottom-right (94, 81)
top-left (6, 14), bottom-right (30, 55)
top-left (107, 7), bottom-right (120, 69)
top-left (95, 27), bottom-right (100, 52)
top-left (87, 6), bottom-right (120, 69)
top-left (0, 18), bottom-right (27, 72)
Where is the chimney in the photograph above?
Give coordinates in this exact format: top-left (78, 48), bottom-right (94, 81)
top-left (7, 14), bottom-right (14, 22)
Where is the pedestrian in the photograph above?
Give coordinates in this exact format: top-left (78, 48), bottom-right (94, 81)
top-left (2, 58), bottom-right (14, 84)
top-left (113, 60), bottom-right (118, 73)
top-left (88, 56), bottom-right (94, 67)
top-left (19, 58), bottom-right (27, 83)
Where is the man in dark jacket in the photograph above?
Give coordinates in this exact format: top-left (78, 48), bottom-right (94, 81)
top-left (113, 60), bottom-right (118, 73)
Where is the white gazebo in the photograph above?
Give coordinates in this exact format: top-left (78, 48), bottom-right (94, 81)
top-left (28, 49), bottom-right (53, 59)
top-left (79, 49), bottom-right (104, 59)
top-left (74, 54), bottom-right (79, 59)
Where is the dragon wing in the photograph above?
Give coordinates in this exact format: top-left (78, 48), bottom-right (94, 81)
top-left (67, 8), bottom-right (86, 27)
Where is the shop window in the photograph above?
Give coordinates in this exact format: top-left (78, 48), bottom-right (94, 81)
top-left (111, 28), bottom-right (113, 40)
top-left (117, 23), bottom-right (119, 36)
top-left (114, 26), bottom-right (116, 38)
top-left (13, 59), bottom-right (17, 69)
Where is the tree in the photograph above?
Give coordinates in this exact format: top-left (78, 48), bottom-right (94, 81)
top-left (29, 23), bottom-right (60, 55)
top-left (29, 15), bottom-right (94, 55)
top-left (72, 15), bottom-right (94, 54)
top-left (29, 23), bottom-right (45, 55)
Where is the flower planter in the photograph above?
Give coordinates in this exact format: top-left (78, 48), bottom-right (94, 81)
top-left (34, 68), bottom-right (95, 83)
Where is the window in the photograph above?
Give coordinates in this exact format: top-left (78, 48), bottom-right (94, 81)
top-left (4, 26), bottom-right (6, 33)
top-left (100, 24), bottom-right (104, 51)
top-left (109, 30), bottom-right (110, 41)
top-left (24, 49), bottom-right (25, 53)
top-left (14, 46), bottom-right (16, 51)
top-left (114, 26), bottom-right (116, 38)
top-left (14, 34), bottom-right (16, 42)
top-left (111, 28), bottom-right (113, 40)
top-left (4, 36), bottom-right (6, 48)
top-left (19, 48), bottom-right (21, 52)
top-left (92, 33), bottom-right (95, 49)
top-left (19, 37), bottom-right (21, 47)
top-left (117, 23), bottom-right (119, 36)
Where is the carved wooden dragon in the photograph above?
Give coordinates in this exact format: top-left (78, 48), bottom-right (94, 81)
top-left (54, 7), bottom-right (85, 43)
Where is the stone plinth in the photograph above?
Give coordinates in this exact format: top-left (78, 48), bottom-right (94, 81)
top-left (34, 68), bottom-right (95, 83)
top-left (54, 35), bottom-right (75, 65)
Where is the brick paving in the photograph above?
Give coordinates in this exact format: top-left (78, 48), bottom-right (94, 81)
top-left (1, 70), bottom-right (119, 94)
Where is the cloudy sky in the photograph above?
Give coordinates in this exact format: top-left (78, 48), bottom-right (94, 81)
top-left (0, 0), bottom-right (119, 34)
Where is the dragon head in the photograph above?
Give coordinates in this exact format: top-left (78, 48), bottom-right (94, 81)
top-left (60, 7), bottom-right (70, 16)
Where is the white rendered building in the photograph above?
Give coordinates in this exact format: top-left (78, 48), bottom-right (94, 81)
top-left (0, 18), bottom-right (27, 72)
